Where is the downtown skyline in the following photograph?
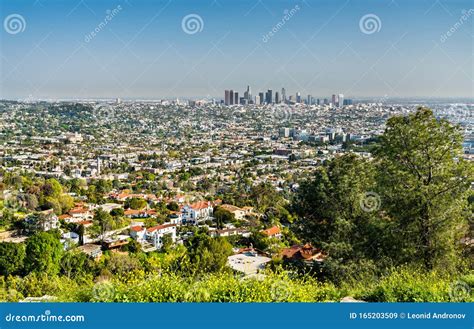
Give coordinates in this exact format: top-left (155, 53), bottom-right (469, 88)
top-left (223, 86), bottom-right (352, 106)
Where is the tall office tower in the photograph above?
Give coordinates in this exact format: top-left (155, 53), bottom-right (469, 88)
top-left (234, 92), bottom-right (239, 105)
top-left (324, 98), bottom-right (329, 105)
top-left (224, 90), bottom-right (230, 105)
top-left (281, 88), bottom-right (286, 103)
top-left (317, 98), bottom-right (320, 105)
top-left (296, 92), bottom-right (301, 103)
top-left (243, 86), bottom-right (249, 101)
top-left (266, 90), bottom-right (273, 104)
top-left (259, 92), bottom-right (264, 104)
top-left (307, 94), bottom-right (312, 105)
top-left (338, 94), bottom-right (344, 107)
top-left (230, 90), bottom-right (234, 105)
top-left (275, 92), bottom-right (280, 104)
top-left (246, 85), bottom-right (252, 101)
top-left (331, 94), bottom-right (338, 106)
top-left (255, 95), bottom-right (260, 105)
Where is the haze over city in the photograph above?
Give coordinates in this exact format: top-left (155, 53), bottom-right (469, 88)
top-left (1, 0), bottom-right (473, 100)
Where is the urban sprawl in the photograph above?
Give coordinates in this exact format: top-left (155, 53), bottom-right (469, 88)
top-left (0, 90), bottom-right (472, 282)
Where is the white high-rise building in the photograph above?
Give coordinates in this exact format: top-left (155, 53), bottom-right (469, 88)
top-left (338, 94), bottom-right (344, 107)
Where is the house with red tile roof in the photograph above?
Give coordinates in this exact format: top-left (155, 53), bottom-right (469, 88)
top-left (66, 204), bottom-right (93, 223)
top-left (129, 223), bottom-right (176, 249)
top-left (129, 225), bottom-right (146, 241)
top-left (280, 243), bottom-right (327, 264)
top-left (261, 225), bottom-right (282, 239)
top-left (182, 201), bottom-right (213, 225)
top-left (145, 223), bottom-right (176, 249)
top-left (76, 219), bottom-right (93, 228)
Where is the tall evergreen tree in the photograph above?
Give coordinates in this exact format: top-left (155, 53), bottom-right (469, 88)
top-left (376, 108), bottom-right (473, 270)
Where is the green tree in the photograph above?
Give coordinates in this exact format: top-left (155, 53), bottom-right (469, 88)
top-left (25, 231), bottom-right (63, 275)
top-left (167, 202), bottom-right (179, 211)
top-left (161, 234), bottom-right (173, 252)
top-left (249, 182), bottom-right (284, 212)
top-left (91, 208), bottom-right (114, 242)
top-left (77, 224), bottom-right (85, 245)
top-left (293, 154), bottom-right (382, 280)
top-left (42, 178), bottom-right (62, 198)
top-left (187, 235), bottom-right (232, 273)
top-left (0, 242), bottom-right (26, 276)
top-left (110, 208), bottom-right (125, 217)
top-left (126, 239), bottom-right (142, 253)
top-left (58, 194), bottom-right (74, 214)
top-left (42, 197), bottom-right (61, 215)
top-left (213, 207), bottom-right (235, 229)
top-left (0, 209), bottom-right (14, 228)
top-left (376, 108), bottom-right (473, 270)
top-left (24, 194), bottom-right (39, 210)
top-left (248, 231), bottom-right (270, 251)
top-left (60, 250), bottom-right (88, 279)
top-left (127, 198), bottom-right (147, 210)
top-left (105, 253), bottom-right (141, 275)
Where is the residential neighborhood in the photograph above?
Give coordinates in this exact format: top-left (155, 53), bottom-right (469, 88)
top-left (0, 100), bottom-right (472, 304)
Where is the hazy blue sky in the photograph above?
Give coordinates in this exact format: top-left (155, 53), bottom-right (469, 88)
top-left (1, 0), bottom-right (473, 99)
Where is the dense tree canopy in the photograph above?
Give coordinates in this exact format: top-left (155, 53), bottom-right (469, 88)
top-left (0, 242), bottom-right (26, 276)
top-left (25, 231), bottom-right (63, 276)
top-left (294, 108), bottom-right (473, 279)
top-left (376, 108), bottom-right (473, 269)
top-left (187, 234), bottom-right (233, 273)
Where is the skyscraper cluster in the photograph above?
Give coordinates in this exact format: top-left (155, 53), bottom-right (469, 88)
top-left (224, 87), bottom-right (353, 107)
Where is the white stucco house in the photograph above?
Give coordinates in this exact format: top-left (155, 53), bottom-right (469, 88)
top-left (130, 223), bottom-right (177, 249)
top-left (182, 201), bottom-right (213, 225)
